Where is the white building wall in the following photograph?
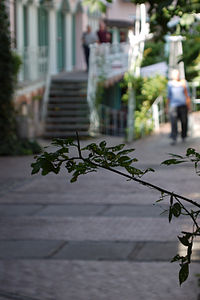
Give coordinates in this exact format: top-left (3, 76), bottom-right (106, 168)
top-left (106, 0), bottom-right (136, 22)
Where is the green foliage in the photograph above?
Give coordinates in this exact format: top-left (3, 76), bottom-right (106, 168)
top-left (11, 51), bottom-right (22, 83)
top-left (181, 23), bottom-right (200, 82)
top-left (31, 137), bottom-right (200, 285)
top-left (141, 75), bottom-right (167, 102)
top-left (121, 74), bottom-right (167, 139)
top-left (131, 0), bottom-right (200, 39)
top-left (134, 101), bottom-right (154, 139)
top-left (0, 139), bottom-right (42, 156)
top-left (162, 148), bottom-right (200, 175)
top-left (122, 74), bottom-right (167, 110)
top-left (84, 0), bottom-right (200, 39)
top-left (0, 0), bottom-right (40, 156)
top-left (142, 41), bottom-right (167, 67)
top-left (32, 137), bottom-right (154, 182)
top-left (0, 0), bottom-right (17, 153)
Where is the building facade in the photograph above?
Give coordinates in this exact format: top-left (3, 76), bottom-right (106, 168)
top-left (7, 0), bottom-right (137, 138)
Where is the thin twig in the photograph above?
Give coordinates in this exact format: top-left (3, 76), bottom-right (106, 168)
top-left (75, 133), bottom-right (200, 209)
top-left (76, 131), bottom-right (82, 159)
top-left (175, 196), bottom-right (199, 229)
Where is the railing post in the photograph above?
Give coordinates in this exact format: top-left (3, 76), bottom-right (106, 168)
top-left (127, 85), bottom-right (135, 142)
top-left (152, 102), bottom-right (159, 131)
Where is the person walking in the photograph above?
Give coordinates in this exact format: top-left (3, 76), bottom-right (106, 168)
top-left (82, 25), bottom-right (98, 72)
top-left (167, 69), bottom-right (191, 145)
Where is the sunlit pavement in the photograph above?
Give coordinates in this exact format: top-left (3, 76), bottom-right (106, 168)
top-left (0, 112), bottom-right (200, 300)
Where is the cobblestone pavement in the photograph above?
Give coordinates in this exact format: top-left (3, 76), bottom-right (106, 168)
top-left (0, 113), bottom-right (200, 300)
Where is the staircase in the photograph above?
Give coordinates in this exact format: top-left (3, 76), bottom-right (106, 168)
top-left (44, 74), bottom-right (90, 138)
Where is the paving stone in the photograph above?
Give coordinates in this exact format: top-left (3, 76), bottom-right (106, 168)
top-left (128, 241), bottom-right (178, 261)
top-left (0, 260), bottom-right (199, 300)
top-left (0, 240), bottom-right (65, 259)
top-left (0, 290), bottom-right (40, 300)
top-left (35, 204), bottom-right (107, 216)
top-left (53, 241), bottom-right (135, 260)
top-left (0, 205), bottom-right (44, 216)
top-left (0, 216), bottom-right (192, 241)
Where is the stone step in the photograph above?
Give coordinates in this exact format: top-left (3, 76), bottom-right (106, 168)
top-left (47, 103), bottom-right (88, 110)
top-left (46, 112), bottom-right (89, 118)
top-left (48, 97), bottom-right (87, 104)
top-left (45, 124), bottom-right (89, 130)
top-left (44, 131), bottom-right (89, 138)
top-left (51, 82), bottom-right (87, 90)
top-left (49, 90), bottom-right (87, 97)
top-left (51, 77), bottom-right (87, 84)
top-left (46, 117), bottom-right (90, 123)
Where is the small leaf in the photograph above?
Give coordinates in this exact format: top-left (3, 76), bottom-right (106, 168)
top-left (99, 141), bottom-right (107, 149)
top-left (125, 166), bottom-right (143, 176)
top-left (31, 162), bottom-right (41, 175)
top-left (106, 152), bottom-right (116, 161)
top-left (168, 153), bottom-right (184, 159)
top-left (179, 263), bottom-right (189, 285)
top-left (169, 206), bottom-right (173, 223)
top-left (117, 149), bottom-right (135, 156)
top-left (108, 144), bottom-right (125, 152)
top-left (171, 254), bottom-right (182, 262)
top-left (143, 168), bottom-right (155, 174)
top-left (187, 242), bottom-right (193, 263)
top-left (170, 194), bottom-right (174, 206)
top-left (118, 156), bottom-right (132, 166)
top-left (178, 236), bottom-right (190, 247)
top-left (186, 148), bottom-right (196, 156)
top-left (172, 203), bottom-right (181, 217)
top-left (161, 159), bottom-right (186, 165)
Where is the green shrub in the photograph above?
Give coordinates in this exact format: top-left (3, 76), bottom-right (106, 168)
top-left (121, 74), bottom-right (167, 139)
top-left (0, 0), bottom-right (41, 156)
top-left (142, 41), bottom-right (167, 67)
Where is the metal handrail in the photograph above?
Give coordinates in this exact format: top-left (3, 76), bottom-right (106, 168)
top-left (98, 104), bottom-right (127, 136)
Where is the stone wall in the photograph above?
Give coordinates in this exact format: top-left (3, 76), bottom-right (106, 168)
top-left (15, 87), bottom-right (45, 139)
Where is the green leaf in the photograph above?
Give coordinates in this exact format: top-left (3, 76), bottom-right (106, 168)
top-left (143, 168), bottom-right (155, 174)
top-left (99, 141), bottom-right (107, 149)
top-left (31, 162), bottom-right (41, 175)
top-left (125, 166), bottom-right (143, 176)
top-left (118, 156), bottom-right (133, 166)
top-left (168, 153), bottom-right (184, 159)
top-left (161, 159), bottom-right (186, 165)
top-left (186, 148), bottom-right (196, 156)
top-left (170, 194), bottom-right (174, 206)
top-left (172, 203), bottom-right (181, 217)
top-left (106, 152), bottom-right (116, 161)
top-left (187, 242), bottom-right (193, 263)
top-left (179, 263), bottom-right (189, 285)
top-left (178, 236), bottom-right (190, 247)
top-left (169, 206), bottom-right (173, 223)
top-left (40, 160), bottom-right (57, 175)
top-left (117, 149), bottom-right (135, 156)
top-left (108, 144), bottom-right (125, 152)
top-left (171, 254), bottom-right (182, 262)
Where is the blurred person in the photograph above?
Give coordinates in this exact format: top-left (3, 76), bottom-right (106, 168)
top-left (82, 25), bottom-right (98, 71)
top-left (97, 21), bottom-right (110, 43)
top-left (167, 69), bottom-right (191, 145)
